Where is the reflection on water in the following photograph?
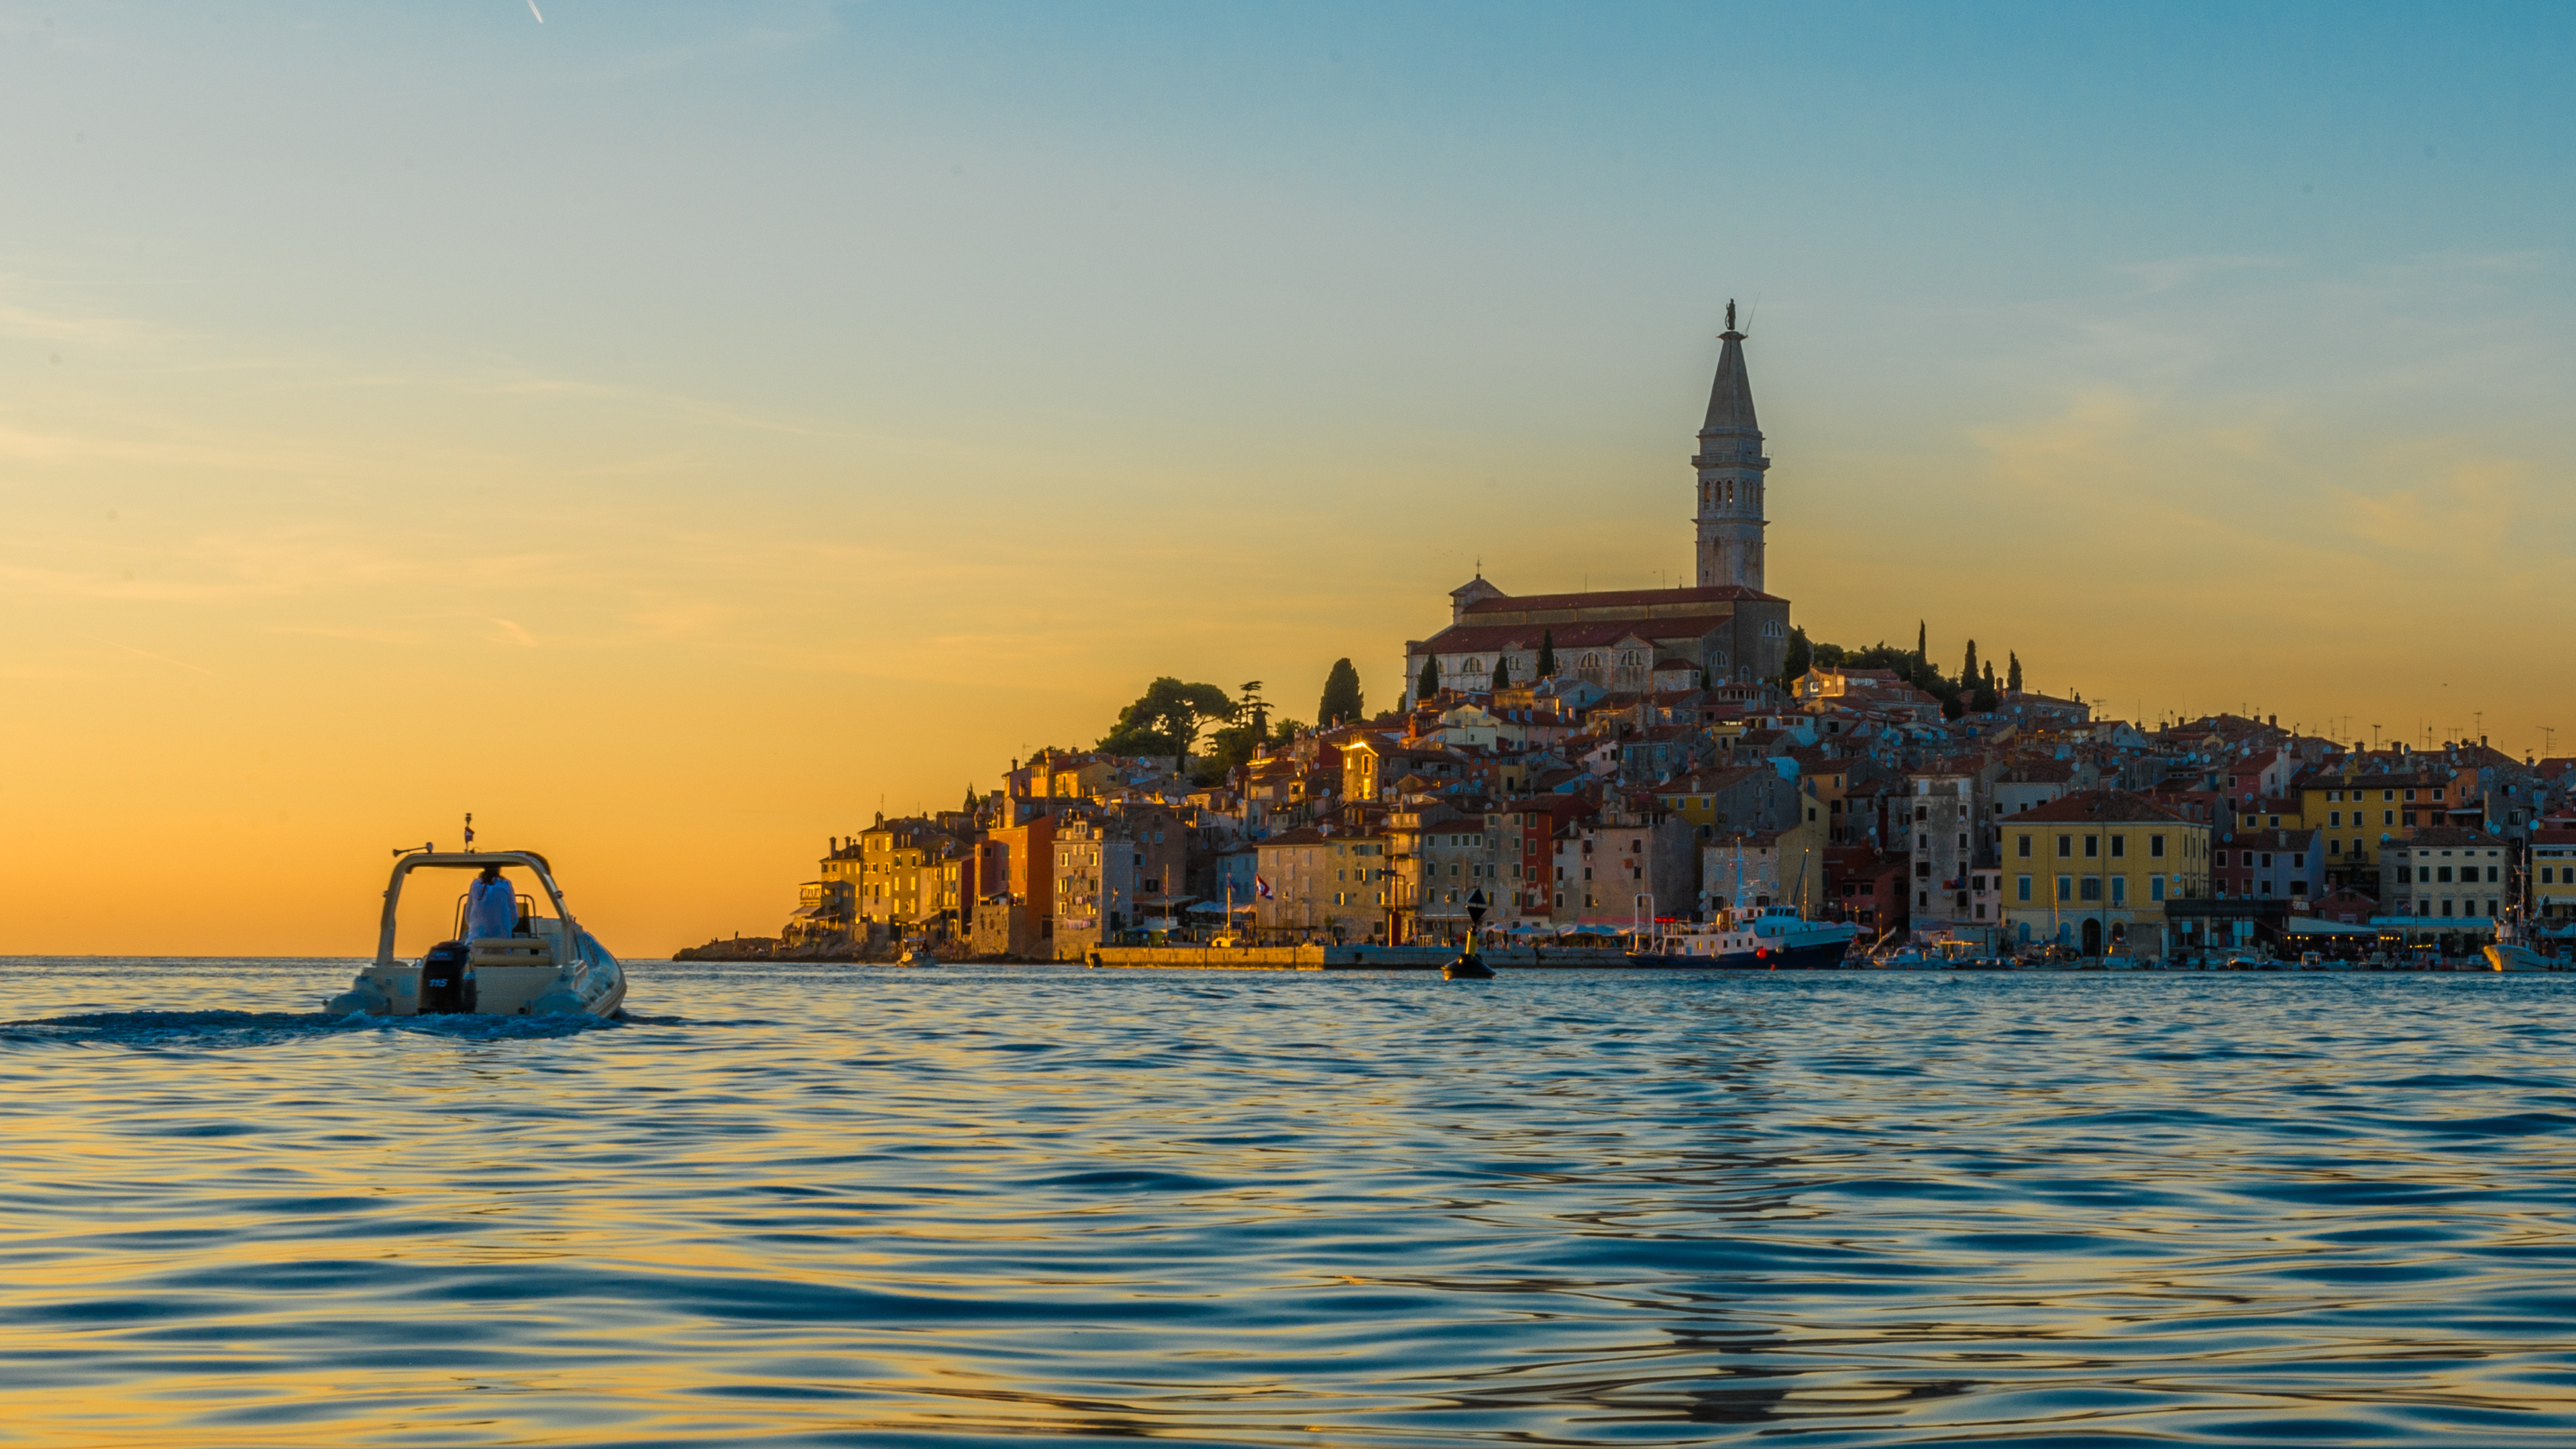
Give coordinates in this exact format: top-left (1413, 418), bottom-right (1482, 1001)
top-left (3, 959), bottom-right (2574, 1445)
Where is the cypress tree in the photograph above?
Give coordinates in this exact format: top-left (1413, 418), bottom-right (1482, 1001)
top-left (1779, 625), bottom-right (1813, 687)
top-left (1536, 629), bottom-right (1556, 679)
top-left (1917, 619), bottom-right (1927, 659)
top-left (1961, 639), bottom-right (1979, 691)
top-left (1490, 653), bottom-right (1509, 688)
top-left (1415, 655), bottom-right (1440, 704)
top-left (2007, 651), bottom-right (2023, 692)
top-left (1318, 659), bottom-right (1364, 725)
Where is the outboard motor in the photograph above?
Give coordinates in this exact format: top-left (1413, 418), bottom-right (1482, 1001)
top-left (421, 941), bottom-right (473, 1014)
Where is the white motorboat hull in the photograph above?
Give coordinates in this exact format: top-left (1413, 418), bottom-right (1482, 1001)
top-left (2483, 943), bottom-right (2563, 973)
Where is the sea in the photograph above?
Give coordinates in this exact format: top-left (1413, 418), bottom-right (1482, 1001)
top-left (3, 958), bottom-right (2574, 1447)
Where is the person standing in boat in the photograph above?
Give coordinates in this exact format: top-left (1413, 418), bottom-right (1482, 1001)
top-left (467, 863), bottom-right (518, 940)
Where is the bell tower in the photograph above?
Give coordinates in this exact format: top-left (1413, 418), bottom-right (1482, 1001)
top-left (1693, 301), bottom-right (1768, 591)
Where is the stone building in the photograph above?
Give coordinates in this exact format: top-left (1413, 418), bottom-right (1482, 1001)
top-left (1403, 311), bottom-right (1792, 705)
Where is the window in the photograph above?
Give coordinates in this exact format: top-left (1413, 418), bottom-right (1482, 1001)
top-left (2057, 835), bottom-right (2073, 858)
top-left (2385, 810), bottom-right (2396, 825)
top-left (2150, 835), bottom-right (2165, 859)
top-left (2398, 865), bottom-right (2413, 883)
top-left (2111, 875), bottom-right (2128, 906)
top-left (2017, 875), bottom-right (2033, 902)
top-left (2110, 835), bottom-right (2126, 859)
top-left (2150, 875), bottom-right (2165, 902)
top-left (2019, 835), bottom-right (2033, 858)
top-left (2215, 850), bottom-right (2229, 867)
top-left (2080, 877), bottom-right (2103, 902)
top-left (2437, 866), bottom-right (2453, 883)
top-left (2330, 811), bottom-right (2342, 827)
top-left (2084, 835), bottom-right (2100, 857)
top-left (2384, 791), bottom-right (2395, 801)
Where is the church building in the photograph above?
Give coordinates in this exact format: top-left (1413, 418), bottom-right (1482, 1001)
top-left (1403, 308), bottom-right (1792, 702)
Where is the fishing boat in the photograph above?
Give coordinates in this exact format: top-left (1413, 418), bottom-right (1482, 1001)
top-left (1629, 905), bottom-right (1861, 969)
top-left (325, 848), bottom-right (627, 1018)
top-left (2483, 916), bottom-right (2567, 972)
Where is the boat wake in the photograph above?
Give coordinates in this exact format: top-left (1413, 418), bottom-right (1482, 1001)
top-left (1, 1008), bottom-right (625, 1051)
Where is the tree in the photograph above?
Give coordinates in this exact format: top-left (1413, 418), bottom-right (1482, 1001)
top-left (1198, 702), bottom-right (1293, 784)
top-left (2007, 651), bottom-right (2023, 692)
top-left (1536, 629), bottom-right (1556, 679)
top-left (1489, 653), bottom-right (1509, 689)
top-left (1917, 619), bottom-right (1927, 659)
top-left (1318, 659), bottom-right (1364, 725)
top-left (1099, 677), bottom-right (1238, 761)
top-left (1961, 639), bottom-right (1979, 692)
top-left (1415, 655), bottom-right (1439, 704)
top-left (1973, 660), bottom-right (1999, 714)
top-left (1778, 625), bottom-right (1813, 687)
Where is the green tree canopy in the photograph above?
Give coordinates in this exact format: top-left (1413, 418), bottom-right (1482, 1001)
top-left (1318, 659), bottom-right (1365, 726)
top-left (1489, 653), bottom-right (1509, 689)
top-left (1415, 655), bottom-right (1439, 704)
top-left (1098, 677), bottom-right (1238, 759)
top-left (1536, 629), bottom-right (1556, 679)
top-left (1778, 625), bottom-right (1814, 686)
top-left (2008, 651), bottom-right (2023, 692)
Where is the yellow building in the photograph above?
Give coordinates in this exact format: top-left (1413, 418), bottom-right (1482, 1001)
top-left (855, 816), bottom-right (969, 934)
top-left (2297, 761), bottom-right (2473, 888)
top-left (2533, 828), bottom-right (2576, 922)
top-left (2000, 789), bottom-right (2210, 959)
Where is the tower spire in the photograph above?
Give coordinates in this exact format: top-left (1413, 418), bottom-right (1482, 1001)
top-left (1693, 303), bottom-right (1769, 592)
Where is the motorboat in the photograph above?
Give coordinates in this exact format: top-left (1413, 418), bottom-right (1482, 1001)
top-left (1628, 906), bottom-right (1862, 969)
top-left (2484, 916), bottom-right (2567, 972)
top-left (325, 849), bottom-right (627, 1018)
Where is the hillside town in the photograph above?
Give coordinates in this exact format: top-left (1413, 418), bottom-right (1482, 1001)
top-left (698, 311), bottom-right (2576, 967)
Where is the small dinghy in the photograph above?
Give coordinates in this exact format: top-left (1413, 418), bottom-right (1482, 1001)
top-left (325, 849), bottom-right (627, 1019)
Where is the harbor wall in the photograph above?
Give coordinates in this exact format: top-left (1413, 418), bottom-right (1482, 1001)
top-left (1083, 945), bottom-right (1640, 971)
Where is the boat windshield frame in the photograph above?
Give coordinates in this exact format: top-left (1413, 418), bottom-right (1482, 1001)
top-left (376, 850), bottom-right (580, 967)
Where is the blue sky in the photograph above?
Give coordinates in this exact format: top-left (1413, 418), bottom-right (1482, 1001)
top-left (3, 3), bottom-right (2571, 948)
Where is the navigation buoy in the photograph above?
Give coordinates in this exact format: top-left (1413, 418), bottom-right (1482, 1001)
top-left (1444, 950), bottom-right (1495, 981)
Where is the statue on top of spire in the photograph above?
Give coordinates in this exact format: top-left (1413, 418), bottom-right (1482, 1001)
top-left (1725, 299), bottom-right (1736, 332)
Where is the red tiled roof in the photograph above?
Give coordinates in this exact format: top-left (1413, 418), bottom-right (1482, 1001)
top-left (1462, 584), bottom-right (1783, 612)
top-left (1420, 619), bottom-right (1721, 653)
top-left (2011, 788), bottom-right (2188, 825)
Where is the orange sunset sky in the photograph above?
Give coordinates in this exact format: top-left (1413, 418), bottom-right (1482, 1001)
top-left (4, 5), bottom-right (2571, 955)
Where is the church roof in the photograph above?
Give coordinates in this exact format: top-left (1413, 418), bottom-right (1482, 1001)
top-left (1419, 617), bottom-right (1727, 654)
top-left (1702, 327), bottom-right (1759, 434)
top-left (1461, 584), bottom-right (1782, 613)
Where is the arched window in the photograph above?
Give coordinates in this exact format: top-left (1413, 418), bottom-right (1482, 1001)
top-left (1467, 659), bottom-right (1482, 674)
top-left (1582, 653), bottom-right (1602, 669)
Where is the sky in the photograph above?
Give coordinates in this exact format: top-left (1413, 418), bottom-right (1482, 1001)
top-left (3, 2), bottom-right (2571, 955)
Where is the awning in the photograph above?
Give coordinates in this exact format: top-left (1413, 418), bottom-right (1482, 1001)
top-left (2283, 916), bottom-right (2376, 936)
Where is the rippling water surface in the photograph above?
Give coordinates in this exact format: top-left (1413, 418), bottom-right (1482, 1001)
top-left (5, 961), bottom-right (2576, 1446)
